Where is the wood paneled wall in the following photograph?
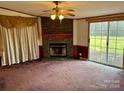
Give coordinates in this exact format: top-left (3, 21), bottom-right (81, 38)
top-left (73, 45), bottom-right (88, 60)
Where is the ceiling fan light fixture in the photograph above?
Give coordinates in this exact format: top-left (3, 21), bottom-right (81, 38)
top-left (42, 1), bottom-right (75, 23)
top-left (59, 15), bottom-right (64, 20)
top-left (51, 14), bottom-right (56, 20)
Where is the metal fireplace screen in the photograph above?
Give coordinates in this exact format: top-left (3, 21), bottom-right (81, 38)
top-left (49, 43), bottom-right (67, 57)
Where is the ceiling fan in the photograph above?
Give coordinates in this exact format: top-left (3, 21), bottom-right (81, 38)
top-left (42, 1), bottom-right (75, 21)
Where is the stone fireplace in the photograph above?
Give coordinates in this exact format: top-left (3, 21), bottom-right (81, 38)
top-left (49, 43), bottom-right (67, 57)
top-left (41, 17), bottom-right (73, 58)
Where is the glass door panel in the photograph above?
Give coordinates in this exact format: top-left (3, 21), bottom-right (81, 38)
top-left (89, 22), bottom-right (108, 64)
top-left (89, 21), bottom-right (124, 68)
top-left (108, 21), bottom-right (124, 67)
top-left (89, 46), bottom-right (96, 61)
top-left (101, 47), bottom-right (107, 63)
top-left (116, 21), bottom-right (124, 67)
top-left (101, 22), bottom-right (108, 64)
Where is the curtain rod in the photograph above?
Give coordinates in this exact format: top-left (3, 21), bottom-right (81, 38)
top-left (0, 7), bottom-right (37, 17)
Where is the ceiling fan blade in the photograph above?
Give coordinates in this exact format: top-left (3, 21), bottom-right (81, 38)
top-left (42, 10), bottom-right (56, 15)
top-left (64, 9), bottom-right (75, 12)
top-left (61, 9), bottom-right (75, 13)
top-left (42, 10), bottom-right (52, 12)
top-left (67, 13), bottom-right (75, 16)
top-left (63, 12), bottom-right (75, 16)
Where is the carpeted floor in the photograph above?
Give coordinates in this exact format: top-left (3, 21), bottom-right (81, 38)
top-left (0, 60), bottom-right (124, 91)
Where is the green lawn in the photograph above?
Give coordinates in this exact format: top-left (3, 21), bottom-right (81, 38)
top-left (90, 36), bottom-right (124, 54)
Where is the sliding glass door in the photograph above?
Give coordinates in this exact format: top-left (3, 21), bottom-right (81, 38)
top-left (108, 21), bottom-right (124, 67)
top-left (89, 20), bottom-right (124, 68)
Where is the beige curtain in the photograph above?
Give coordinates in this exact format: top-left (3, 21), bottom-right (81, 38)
top-left (0, 15), bottom-right (37, 28)
top-left (0, 29), bottom-right (3, 56)
top-left (0, 15), bottom-right (39, 66)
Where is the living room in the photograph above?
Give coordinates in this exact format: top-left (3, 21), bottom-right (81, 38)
top-left (0, 0), bottom-right (124, 91)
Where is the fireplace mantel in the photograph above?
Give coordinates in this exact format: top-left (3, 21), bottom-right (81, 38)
top-left (43, 34), bottom-right (73, 38)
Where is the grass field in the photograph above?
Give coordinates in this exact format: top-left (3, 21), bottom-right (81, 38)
top-left (90, 36), bottom-right (124, 54)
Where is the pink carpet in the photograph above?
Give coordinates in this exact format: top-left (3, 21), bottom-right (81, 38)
top-left (0, 60), bottom-right (124, 91)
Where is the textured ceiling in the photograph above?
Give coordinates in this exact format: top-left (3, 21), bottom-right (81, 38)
top-left (0, 1), bottom-right (124, 18)
top-left (0, 8), bottom-right (34, 17)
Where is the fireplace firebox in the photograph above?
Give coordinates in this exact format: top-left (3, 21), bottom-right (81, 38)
top-left (49, 43), bottom-right (67, 57)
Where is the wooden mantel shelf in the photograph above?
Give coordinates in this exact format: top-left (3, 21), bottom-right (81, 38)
top-left (43, 34), bottom-right (73, 38)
